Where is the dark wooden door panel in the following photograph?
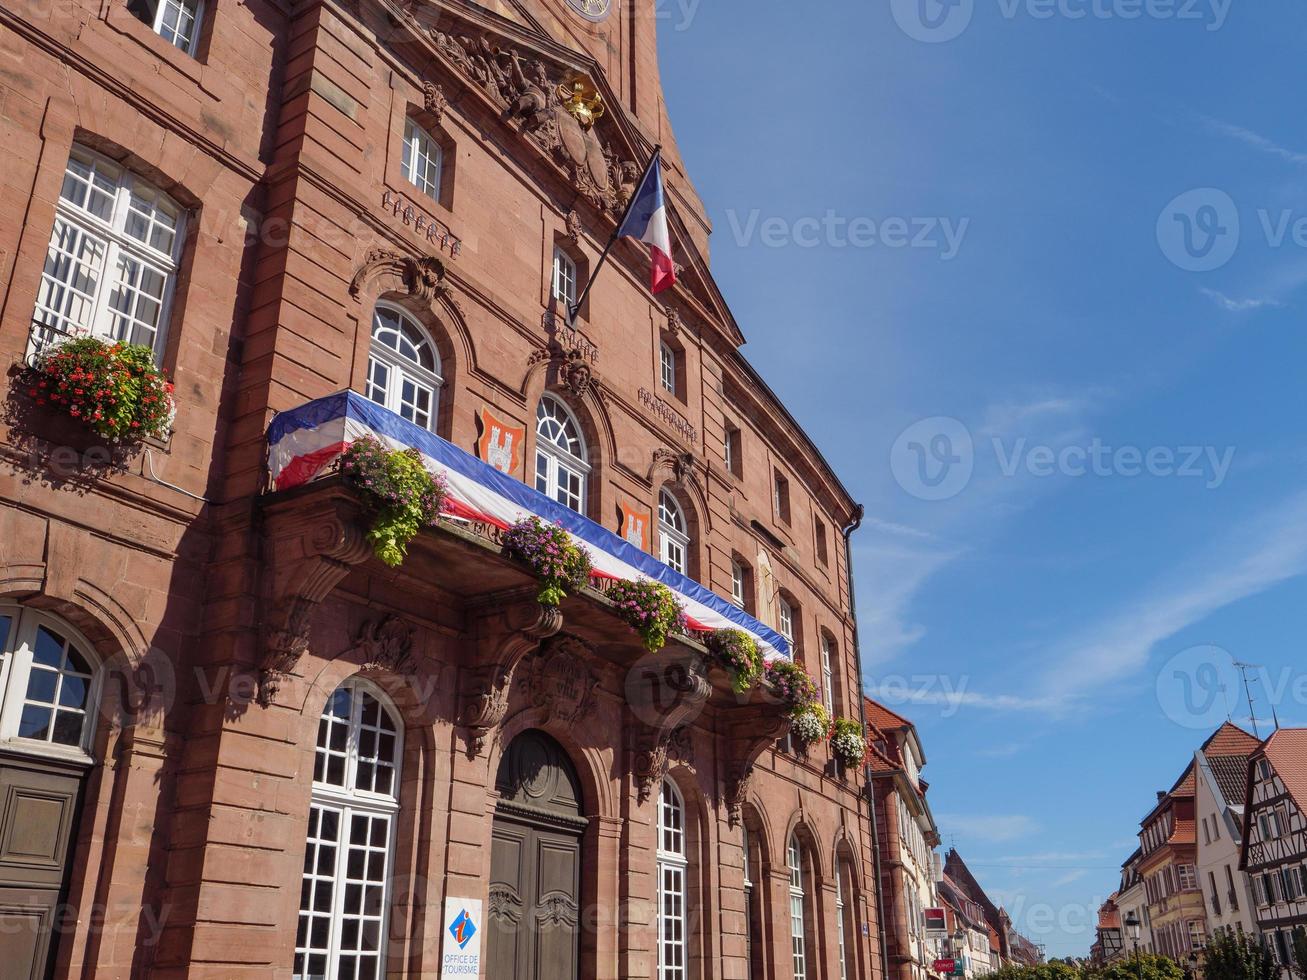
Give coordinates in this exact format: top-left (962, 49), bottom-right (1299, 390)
top-left (0, 887), bottom-right (59, 980)
top-left (489, 824), bottom-right (528, 980)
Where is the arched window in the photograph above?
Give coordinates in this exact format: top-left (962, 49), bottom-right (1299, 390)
top-left (0, 606), bottom-right (99, 752)
top-left (366, 303), bottom-right (442, 431)
top-left (535, 395), bottom-right (589, 513)
top-left (788, 834), bottom-right (811, 980)
top-left (294, 680), bottom-right (402, 980)
top-left (657, 779), bottom-right (689, 980)
top-left (836, 861), bottom-right (849, 980)
top-left (659, 489), bottom-right (690, 575)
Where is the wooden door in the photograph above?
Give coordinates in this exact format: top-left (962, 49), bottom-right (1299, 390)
top-left (487, 731), bottom-right (587, 980)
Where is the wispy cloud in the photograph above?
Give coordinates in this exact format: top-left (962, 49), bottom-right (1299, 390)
top-left (1053, 870), bottom-right (1089, 886)
top-left (1199, 288), bottom-right (1284, 313)
top-left (864, 682), bottom-right (1075, 716)
top-left (935, 813), bottom-right (1040, 843)
top-left (1039, 490), bottom-right (1307, 697)
top-left (1193, 113), bottom-right (1307, 166)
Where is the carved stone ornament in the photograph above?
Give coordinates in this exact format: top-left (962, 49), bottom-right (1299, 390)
top-left (565, 209), bottom-right (583, 245)
top-left (528, 336), bottom-right (601, 400)
top-left (664, 305), bottom-right (681, 339)
top-left (261, 495), bottom-right (374, 691)
top-left (457, 600), bottom-right (564, 756)
top-left (351, 616), bottom-right (415, 674)
top-left (523, 634), bottom-right (600, 724)
top-left (628, 653), bottom-right (711, 803)
top-left (722, 706), bottom-right (794, 826)
top-left (349, 248), bottom-right (456, 307)
top-left (560, 348), bottom-right (595, 399)
top-left (422, 81), bottom-right (448, 124)
top-left (426, 29), bottom-right (637, 214)
top-left (649, 447), bottom-right (698, 486)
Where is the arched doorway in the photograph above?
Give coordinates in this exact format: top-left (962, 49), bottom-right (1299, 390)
top-left (487, 730), bottom-right (587, 980)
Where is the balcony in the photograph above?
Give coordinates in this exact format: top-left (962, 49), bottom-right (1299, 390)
top-left (260, 390), bottom-right (796, 813)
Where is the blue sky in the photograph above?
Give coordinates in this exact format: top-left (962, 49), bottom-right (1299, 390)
top-left (658, 0), bottom-right (1307, 959)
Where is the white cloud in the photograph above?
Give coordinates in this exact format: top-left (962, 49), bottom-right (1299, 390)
top-left (1053, 870), bottom-right (1089, 886)
top-left (1193, 113), bottom-right (1307, 166)
top-left (1199, 288), bottom-right (1284, 313)
top-left (1039, 490), bottom-right (1307, 697)
top-left (935, 813), bottom-right (1040, 843)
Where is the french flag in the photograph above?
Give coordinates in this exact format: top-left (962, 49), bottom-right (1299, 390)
top-left (617, 151), bottom-right (676, 294)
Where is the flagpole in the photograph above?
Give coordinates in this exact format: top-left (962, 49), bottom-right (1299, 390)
top-left (567, 144), bottom-right (662, 325)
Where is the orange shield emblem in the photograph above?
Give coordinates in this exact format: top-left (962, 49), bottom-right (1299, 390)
top-left (619, 502), bottom-right (651, 552)
top-left (476, 407), bottom-right (524, 476)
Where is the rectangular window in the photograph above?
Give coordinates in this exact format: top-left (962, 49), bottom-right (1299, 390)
top-left (778, 598), bottom-right (794, 643)
top-left (401, 117), bottom-right (442, 200)
top-left (33, 145), bottom-right (184, 358)
top-left (774, 471), bottom-right (791, 525)
top-left (725, 425), bottom-right (742, 478)
top-left (1178, 864), bottom-right (1197, 890)
top-left (552, 247), bottom-right (578, 308)
top-left (127, 0), bottom-right (204, 54)
top-left (660, 341), bottom-right (676, 395)
top-left (1225, 865), bottom-right (1239, 911)
top-left (815, 518), bottom-right (828, 566)
top-left (1211, 815), bottom-right (1220, 840)
top-left (821, 634), bottom-right (834, 715)
top-left (731, 561), bottom-right (746, 608)
top-left (1202, 819), bottom-right (1211, 845)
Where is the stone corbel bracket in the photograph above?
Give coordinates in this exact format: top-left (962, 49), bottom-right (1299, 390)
top-left (628, 651), bottom-right (712, 804)
top-left (722, 703), bottom-right (793, 826)
top-left (260, 488), bottom-right (373, 690)
top-left (457, 596), bottom-right (564, 757)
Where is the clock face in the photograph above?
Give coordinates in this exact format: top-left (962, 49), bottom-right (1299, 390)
top-left (565, 0), bottom-right (612, 21)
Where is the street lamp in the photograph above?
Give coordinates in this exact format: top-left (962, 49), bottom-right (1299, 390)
top-left (1125, 911), bottom-right (1143, 980)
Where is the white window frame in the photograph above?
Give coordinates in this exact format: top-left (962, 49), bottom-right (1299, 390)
top-left (836, 866), bottom-right (849, 980)
top-left (731, 560), bottom-right (746, 608)
top-left (133, 0), bottom-right (205, 55)
top-left (742, 824), bottom-right (754, 976)
top-left (724, 426), bottom-right (735, 473)
top-left (778, 597), bottom-right (794, 644)
top-left (33, 144), bottom-right (185, 359)
top-left (366, 302), bottom-right (443, 432)
top-left (400, 117), bottom-right (443, 201)
top-left (788, 834), bottom-right (809, 980)
top-left (657, 779), bottom-right (689, 980)
top-left (552, 247), bottom-right (578, 308)
top-left (659, 489), bottom-right (690, 576)
top-left (821, 633), bottom-right (834, 715)
top-left (535, 395), bottom-right (589, 513)
top-left (1178, 864), bottom-right (1197, 890)
top-left (660, 341), bottom-right (676, 395)
top-left (0, 605), bottom-right (101, 761)
top-left (295, 679), bottom-right (402, 980)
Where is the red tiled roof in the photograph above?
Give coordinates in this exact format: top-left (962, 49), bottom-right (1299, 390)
top-left (1169, 816), bottom-right (1196, 845)
top-left (1262, 729), bottom-right (1307, 812)
top-left (1203, 721), bottom-right (1260, 758)
top-left (864, 696), bottom-right (914, 732)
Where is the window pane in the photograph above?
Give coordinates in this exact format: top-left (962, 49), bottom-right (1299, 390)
top-left (18, 704), bottom-right (51, 741)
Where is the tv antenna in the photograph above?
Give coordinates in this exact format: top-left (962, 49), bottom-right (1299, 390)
top-left (1232, 661), bottom-right (1263, 738)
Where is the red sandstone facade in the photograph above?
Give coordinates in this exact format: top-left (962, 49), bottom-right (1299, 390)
top-left (0, 0), bottom-right (883, 978)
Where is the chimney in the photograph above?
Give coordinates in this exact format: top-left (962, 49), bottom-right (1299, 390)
top-left (1156, 791), bottom-right (1166, 802)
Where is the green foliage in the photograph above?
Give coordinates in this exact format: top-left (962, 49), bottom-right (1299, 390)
top-left (704, 628), bottom-right (763, 693)
top-left (1202, 927), bottom-right (1279, 980)
top-left (605, 579), bottom-right (687, 651)
top-left (763, 659), bottom-right (818, 712)
top-left (340, 437), bottom-right (448, 567)
top-left (501, 517), bottom-right (593, 606)
top-left (27, 337), bottom-right (174, 441)
top-left (829, 717), bottom-right (869, 767)
top-left (1291, 927), bottom-right (1307, 980)
top-left (791, 702), bottom-right (831, 744)
top-left (988, 962), bottom-right (1085, 980)
top-left (1086, 952), bottom-right (1189, 980)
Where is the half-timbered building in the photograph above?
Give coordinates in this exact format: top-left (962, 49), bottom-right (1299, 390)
top-left (1240, 729), bottom-right (1307, 974)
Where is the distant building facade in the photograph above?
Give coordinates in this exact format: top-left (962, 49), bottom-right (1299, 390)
top-left (1195, 728), bottom-right (1261, 939)
top-left (1240, 729), bottom-right (1307, 974)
